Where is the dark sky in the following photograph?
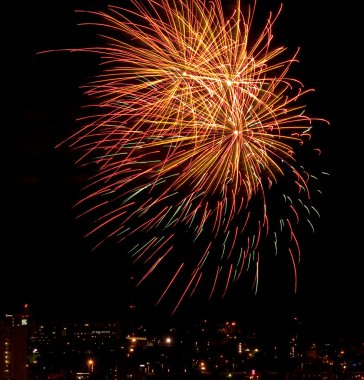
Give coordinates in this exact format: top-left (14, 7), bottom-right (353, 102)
top-left (3, 0), bottom-right (362, 340)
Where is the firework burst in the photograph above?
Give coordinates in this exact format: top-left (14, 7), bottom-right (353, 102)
top-left (58, 0), bottom-right (328, 313)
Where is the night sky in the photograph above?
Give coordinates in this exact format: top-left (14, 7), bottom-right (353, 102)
top-left (3, 0), bottom-right (362, 340)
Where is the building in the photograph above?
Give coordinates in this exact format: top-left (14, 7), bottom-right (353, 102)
top-left (0, 305), bottom-right (30, 380)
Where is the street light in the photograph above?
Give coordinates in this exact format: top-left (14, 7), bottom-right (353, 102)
top-left (165, 337), bottom-right (172, 345)
top-left (87, 359), bottom-right (94, 373)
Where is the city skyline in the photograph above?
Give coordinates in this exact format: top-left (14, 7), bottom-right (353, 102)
top-left (3, 306), bottom-right (364, 380)
top-left (2, 0), bottom-right (362, 342)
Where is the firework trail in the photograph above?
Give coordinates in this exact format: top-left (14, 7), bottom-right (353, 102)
top-left (57, 0), bottom-right (328, 313)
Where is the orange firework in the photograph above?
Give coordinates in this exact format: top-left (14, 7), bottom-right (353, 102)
top-left (57, 0), bottom-right (328, 313)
